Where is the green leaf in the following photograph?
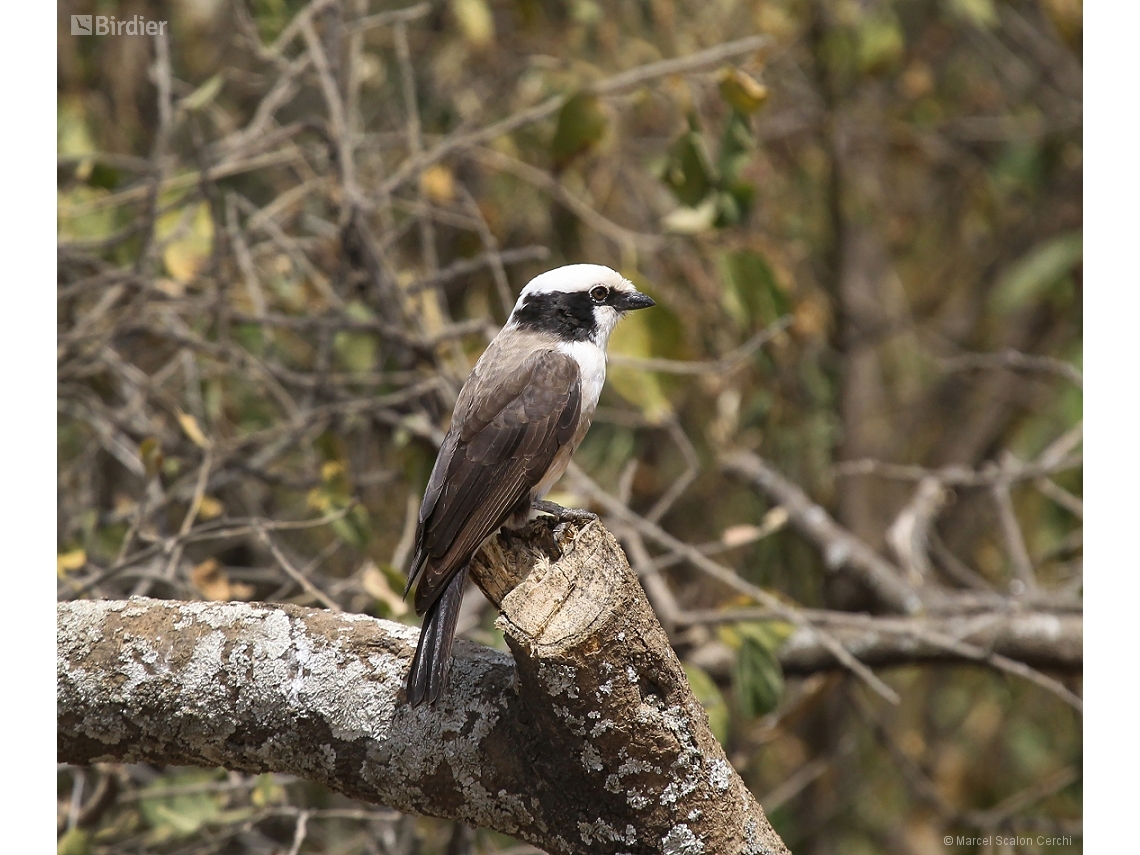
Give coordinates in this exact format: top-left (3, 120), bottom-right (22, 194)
top-left (858, 10), bottom-right (905, 74)
top-left (734, 633), bottom-right (785, 718)
top-left (250, 774), bottom-right (287, 807)
top-left (332, 504), bottom-right (372, 549)
top-left (991, 141), bottom-right (1045, 193)
top-left (660, 128), bottom-right (716, 207)
top-left (659, 114), bottom-right (756, 228)
top-left (234, 323), bottom-right (266, 357)
top-left (724, 620), bottom-right (793, 718)
top-left (307, 460), bottom-right (371, 548)
top-left (715, 190), bottom-right (744, 227)
top-left (182, 74), bottom-right (224, 112)
top-left (333, 301), bottom-right (379, 374)
top-left (946, 0), bottom-right (998, 29)
top-left (58, 97), bottom-right (97, 160)
top-left (991, 232), bottom-right (1082, 314)
top-left (551, 92), bottom-right (607, 168)
top-left (737, 619), bottom-right (795, 650)
top-left (718, 112), bottom-right (755, 186)
top-left (717, 250), bottom-right (789, 328)
top-left (87, 161), bottom-right (121, 190)
top-left (57, 186), bottom-right (117, 243)
top-left (683, 663), bottom-right (730, 745)
top-left (140, 770), bottom-right (224, 840)
top-left (57, 829), bottom-right (90, 855)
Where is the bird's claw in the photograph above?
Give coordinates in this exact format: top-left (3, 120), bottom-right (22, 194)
top-left (532, 500), bottom-right (598, 545)
top-left (532, 499), bottom-right (598, 525)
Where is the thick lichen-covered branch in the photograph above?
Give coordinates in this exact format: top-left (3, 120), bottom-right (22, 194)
top-left (58, 521), bottom-right (790, 855)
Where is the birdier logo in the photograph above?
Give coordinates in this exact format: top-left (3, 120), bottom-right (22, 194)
top-left (71, 15), bottom-right (168, 36)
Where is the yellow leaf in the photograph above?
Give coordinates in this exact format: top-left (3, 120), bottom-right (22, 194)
top-left (250, 774), bottom-right (287, 807)
top-left (196, 496), bottom-right (224, 521)
top-left (420, 165), bottom-right (456, 203)
top-left (762, 506), bottom-right (789, 531)
top-left (718, 67), bottom-right (769, 114)
top-left (163, 243), bottom-right (203, 283)
top-left (57, 549), bottom-right (87, 575)
top-left (307, 488), bottom-right (331, 512)
top-left (320, 460), bottom-right (347, 486)
top-left (191, 558), bottom-right (226, 600)
top-left (451, 0), bottom-right (495, 47)
top-left (139, 437), bottom-right (164, 479)
top-left (160, 203), bottom-right (214, 284)
top-left (177, 411), bottom-right (211, 448)
top-left (191, 559), bottom-right (253, 601)
top-left (717, 623), bottom-right (743, 650)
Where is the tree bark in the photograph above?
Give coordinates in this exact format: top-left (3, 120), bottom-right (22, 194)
top-left (58, 520), bottom-right (790, 855)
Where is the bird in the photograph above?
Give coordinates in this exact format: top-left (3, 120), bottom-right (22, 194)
top-left (403, 264), bottom-right (655, 706)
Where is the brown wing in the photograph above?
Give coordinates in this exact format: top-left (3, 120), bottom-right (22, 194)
top-left (406, 347), bottom-right (582, 615)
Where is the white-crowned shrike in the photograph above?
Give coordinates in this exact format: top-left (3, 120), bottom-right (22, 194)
top-left (404, 264), bottom-right (655, 705)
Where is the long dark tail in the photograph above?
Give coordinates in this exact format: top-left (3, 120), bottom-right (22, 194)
top-left (406, 565), bottom-right (469, 706)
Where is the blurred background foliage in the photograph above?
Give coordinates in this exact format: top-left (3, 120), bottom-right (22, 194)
top-left (57, 0), bottom-right (1081, 853)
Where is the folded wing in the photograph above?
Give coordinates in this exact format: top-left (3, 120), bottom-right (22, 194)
top-left (406, 347), bottom-right (582, 615)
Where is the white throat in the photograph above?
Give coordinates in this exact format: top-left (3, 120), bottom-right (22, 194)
top-left (558, 339), bottom-right (607, 416)
top-left (590, 305), bottom-right (622, 351)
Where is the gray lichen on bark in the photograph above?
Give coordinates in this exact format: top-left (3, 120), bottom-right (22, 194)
top-left (58, 520), bottom-right (790, 855)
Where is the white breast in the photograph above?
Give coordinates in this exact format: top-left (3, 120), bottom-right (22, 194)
top-left (529, 338), bottom-right (606, 502)
top-left (557, 339), bottom-right (607, 417)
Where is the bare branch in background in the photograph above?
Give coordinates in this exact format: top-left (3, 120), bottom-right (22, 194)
top-left (940, 348), bottom-right (1082, 389)
top-left (722, 451), bottom-right (923, 615)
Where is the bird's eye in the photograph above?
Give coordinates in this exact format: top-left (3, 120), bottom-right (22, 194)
top-left (590, 285), bottom-right (610, 303)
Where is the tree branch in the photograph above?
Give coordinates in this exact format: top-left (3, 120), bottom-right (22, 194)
top-left (58, 521), bottom-right (790, 855)
top-left (721, 451), bottom-right (922, 614)
top-left (777, 611), bottom-right (1082, 675)
top-left (679, 609), bottom-right (1081, 673)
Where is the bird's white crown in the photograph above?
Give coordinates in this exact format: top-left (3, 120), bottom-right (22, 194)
top-left (512, 264), bottom-right (633, 309)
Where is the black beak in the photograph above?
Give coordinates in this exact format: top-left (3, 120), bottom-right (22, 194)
top-left (615, 290), bottom-right (655, 311)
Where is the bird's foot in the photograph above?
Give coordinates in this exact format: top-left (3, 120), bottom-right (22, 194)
top-left (532, 499), bottom-right (598, 525)
top-left (533, 500), bottom-right (598, 545)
